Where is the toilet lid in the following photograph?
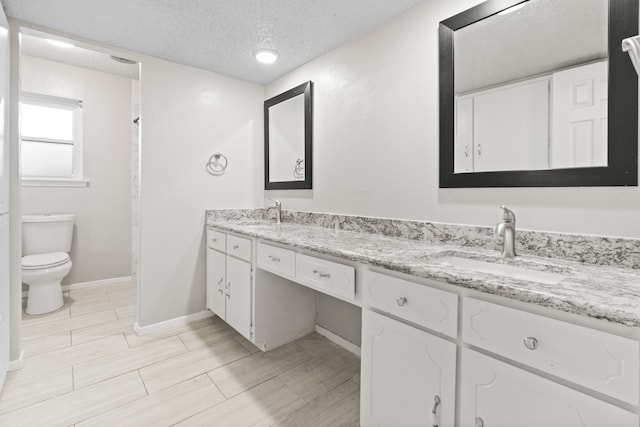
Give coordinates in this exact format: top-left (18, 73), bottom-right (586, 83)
top-left (22, 252), bottom-right (70, 270)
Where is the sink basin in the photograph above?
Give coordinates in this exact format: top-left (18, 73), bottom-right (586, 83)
top-left (434, 256), bottom-right (566, 285)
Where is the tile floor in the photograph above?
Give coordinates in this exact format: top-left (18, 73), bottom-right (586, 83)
top-left (0, 281), bottom-right (361, 426)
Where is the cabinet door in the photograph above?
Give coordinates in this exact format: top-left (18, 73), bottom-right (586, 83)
top-left (225, 256), bottom-right (252, 340)
top-left (473, 79), bottom-right (549, 172)
top-left (206, 249), bottom-right (226, 319)
top-left (460, 348), bottom-right (639, 427)
top-left (361, 310), bottom-right (456, 427)
top-left (455, 97), bottom-right (474, 173)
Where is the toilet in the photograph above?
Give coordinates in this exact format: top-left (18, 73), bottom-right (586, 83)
top-left (22, 214), bottom-right (75, 315)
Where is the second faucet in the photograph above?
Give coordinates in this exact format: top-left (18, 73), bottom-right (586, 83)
top-left (495, 205), bottom-right (516, 258)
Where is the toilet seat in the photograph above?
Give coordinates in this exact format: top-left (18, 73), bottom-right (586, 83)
top-left (22, 252), bottom-right (70, 270)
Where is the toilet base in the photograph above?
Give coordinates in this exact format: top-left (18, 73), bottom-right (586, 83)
top-left (26, 280), bottom-right (64, 315)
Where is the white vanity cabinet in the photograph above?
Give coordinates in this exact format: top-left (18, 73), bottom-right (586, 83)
top-left (361, 271), bottom-right (458, 427)
top-left (205, 229), bottom-right (252, 340)
top-left (460, 348), bottom-right (639, 427)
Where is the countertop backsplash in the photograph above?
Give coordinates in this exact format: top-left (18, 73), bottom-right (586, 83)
top-left (206, 209), bottom-right (640, 270)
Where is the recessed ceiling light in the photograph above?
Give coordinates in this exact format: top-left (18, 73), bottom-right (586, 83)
top-left (498, 2), bottom-right (527, 16)
top-left (254, 49), bottom-right (279, 64)
top-left (46, 39), bottom-right (74, 49)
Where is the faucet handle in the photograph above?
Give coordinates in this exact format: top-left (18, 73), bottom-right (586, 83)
top-left (268, 199), bottom-right (281, 207)
top-left (500, 205), bottom-right (516, 222)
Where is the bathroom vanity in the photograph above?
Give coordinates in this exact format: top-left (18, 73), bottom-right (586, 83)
top-left (205, 210), bottom-right (640, 426)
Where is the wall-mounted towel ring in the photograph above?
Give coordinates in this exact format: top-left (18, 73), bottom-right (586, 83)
top-left (293, 158), bottom-right (305, 180)
top-left (207, 152), bottom-right (228, 176)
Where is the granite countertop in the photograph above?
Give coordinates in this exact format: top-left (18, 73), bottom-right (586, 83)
top-left (207, 218), bottom-right (640, 328)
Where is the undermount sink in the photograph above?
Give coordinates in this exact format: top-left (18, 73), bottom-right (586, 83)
top-left (434, 256), bottom-right (566, 285)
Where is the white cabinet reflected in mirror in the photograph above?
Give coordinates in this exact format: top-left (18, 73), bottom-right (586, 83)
top-left (439, 0), bottom-right (638, 187)
top-left (264, 81), bottom-right (313, 190)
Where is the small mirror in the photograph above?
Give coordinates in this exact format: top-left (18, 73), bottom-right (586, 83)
top-left (439, 0), bottom-right (638, 187)
top-left (264, 81), bottom-right (313, 190)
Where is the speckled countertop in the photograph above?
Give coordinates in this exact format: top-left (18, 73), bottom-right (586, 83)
top-left (207, 218), bottom-right (640, 328)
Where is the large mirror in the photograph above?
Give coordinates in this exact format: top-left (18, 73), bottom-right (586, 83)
top-left (439, 0), bottom-right (638, 187)
top-left (264, 81), bottom-right (313, 190)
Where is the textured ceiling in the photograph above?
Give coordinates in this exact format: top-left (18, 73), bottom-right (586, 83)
top-left (3, 0), bottom-right (426, 85)
top-left (455, 0), bottom-right (607, 93)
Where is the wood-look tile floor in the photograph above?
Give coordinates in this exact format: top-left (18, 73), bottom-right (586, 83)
top-left (0, 281), bottom-right (361, 426)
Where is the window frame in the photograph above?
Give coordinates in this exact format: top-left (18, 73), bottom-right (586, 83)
top-left (20, 92), bottom-right (87, 187)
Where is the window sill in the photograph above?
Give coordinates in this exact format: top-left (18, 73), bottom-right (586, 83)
top-left (22, 178), bottom-right (90, 188)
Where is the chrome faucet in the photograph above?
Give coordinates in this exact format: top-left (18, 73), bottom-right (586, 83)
top-left (266, 199), bottom-right (282, 224)
top-left (495, 205), bottom-right (516, 258)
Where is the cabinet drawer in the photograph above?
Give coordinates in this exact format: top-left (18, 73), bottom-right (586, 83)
top-left (364, 271), bottom-right (458, 338)
top-left (295, 253), bottom-right (355, 301)
top-left (207, 229), bottom-right (226, 252)
top-left (226, 234), bottom-right (252, 261)
top-left (257, 242), bottom-right (296, 278)
top-left (462, 298), bottom-right (640, 405)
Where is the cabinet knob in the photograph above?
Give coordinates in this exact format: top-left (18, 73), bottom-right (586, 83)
top-left (476, 417), bottom-right (484, 427)
top-left (523, 337), bottom-right (538, 351)
top-left (396, 296), bottom-right (407, 306)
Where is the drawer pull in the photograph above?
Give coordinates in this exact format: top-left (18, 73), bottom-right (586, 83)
top-left (396, 296), bottom-right (407, 306)
top-left (475, 417), bottom-right (484, 427)
top-left (226, 282), bottom-right (231, 298)
top-left (313, 269), bottom-right (331, 279)
top-left (217, 277), bottom-right (224, 294)
top-left (211, 238), bottom-right (217, 242)
top-left (523, 337), bottom-right (538, 351)
top-left (269, 255), bottom-right (281, 262)
top-left (233, 244), bottom-right (239, 249)
top-left (431, 395), bottom-right (441, 427)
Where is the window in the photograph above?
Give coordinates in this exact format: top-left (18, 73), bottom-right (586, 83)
top-left (20, 93), bottom-right (86, 186)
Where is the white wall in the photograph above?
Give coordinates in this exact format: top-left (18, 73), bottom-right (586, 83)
top-left (21, 55), bottom-right (133, 284)
top-left (138, 57), bottom-right (262, 327)
top-left (265, 0), bottom-right (640, 239)
top-left (0, 2), bottom-right (11, 386)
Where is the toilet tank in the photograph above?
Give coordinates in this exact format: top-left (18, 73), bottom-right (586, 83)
top-left (22, 214), bottom-right (76, 256)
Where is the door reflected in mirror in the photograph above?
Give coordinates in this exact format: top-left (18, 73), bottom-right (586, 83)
top-left (264, 81), bottom-right (313, 190)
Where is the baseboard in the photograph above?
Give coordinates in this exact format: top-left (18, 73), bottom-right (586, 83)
top-left (134, 310), bottom-right (213, 336)
top-left (315, 325), bottom-right (361, 357)
top-left (21, 276), bottom-right (134, 298)
top-left (63, 276), bottom-right (133, 291)
top-left (8, 350), bottom-right (25, 371)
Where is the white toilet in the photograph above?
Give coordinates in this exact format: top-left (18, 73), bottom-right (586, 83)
top-left (22, 214), bottom-right (75, 315)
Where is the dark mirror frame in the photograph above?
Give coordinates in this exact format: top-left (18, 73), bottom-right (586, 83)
top-left (264, 81), bottom-right (313, 190)
top-left (439, 0), bottom-right (639, 188)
